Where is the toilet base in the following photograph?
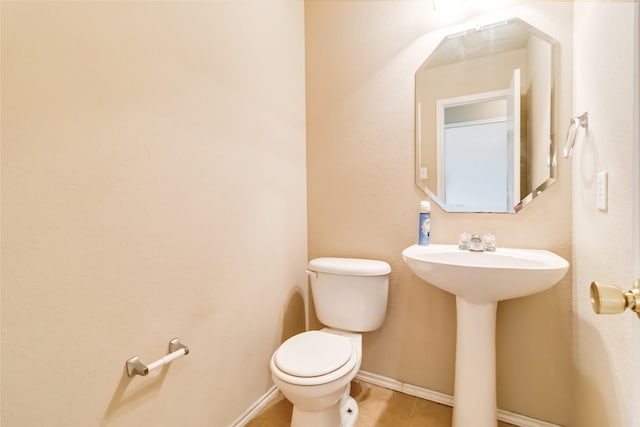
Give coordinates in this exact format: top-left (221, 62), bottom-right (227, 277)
top-left (341, 396), bottom-right (358, 427)
top-left (290, 393), bottom-right (359, 427)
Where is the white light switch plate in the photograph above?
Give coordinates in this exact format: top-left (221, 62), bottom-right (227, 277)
top-left (597, 171), bottom-right (608, 211)
top-left (420, 166), bottom-right (428, 180)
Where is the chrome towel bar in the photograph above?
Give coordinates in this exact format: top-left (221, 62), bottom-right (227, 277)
top-left (126, 338), bottom-right (189, 377)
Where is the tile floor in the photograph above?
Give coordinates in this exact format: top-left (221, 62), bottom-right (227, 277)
top-left (246, 380), bottom-right (516, 427)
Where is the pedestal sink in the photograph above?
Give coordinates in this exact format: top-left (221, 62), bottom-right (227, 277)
top-left (402, 244), bottom-right (569, 427)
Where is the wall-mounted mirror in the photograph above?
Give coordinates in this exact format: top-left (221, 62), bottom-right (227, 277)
top-left (415, 18), bottom-right (558, 213)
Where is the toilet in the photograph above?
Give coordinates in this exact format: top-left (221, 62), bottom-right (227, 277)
top-left (270, 257), bottom-right (391, 427)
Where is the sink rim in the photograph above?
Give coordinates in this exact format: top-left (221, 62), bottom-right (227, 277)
top-left (402, 243), bottom-right (569, 304)
top-left (402, 243), bottom-right (569, 271)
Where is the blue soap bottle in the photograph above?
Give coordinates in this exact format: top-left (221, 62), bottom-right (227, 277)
top-left (418, 200), bottom-right (431, 245)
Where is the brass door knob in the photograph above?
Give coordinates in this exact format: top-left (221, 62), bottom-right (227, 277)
top-left (590, 281), bottom-right (640, 317)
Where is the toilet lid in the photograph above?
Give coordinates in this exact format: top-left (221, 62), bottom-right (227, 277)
top-left (274, 331), bottom-right (353, 378)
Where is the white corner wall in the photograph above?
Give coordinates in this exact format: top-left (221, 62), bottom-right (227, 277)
top-left (1, 2), bottom-right (307, 426)
top-left (572, 3), bottom-right (638, 426)
top-left (634, 6), bottom-right (640, 426)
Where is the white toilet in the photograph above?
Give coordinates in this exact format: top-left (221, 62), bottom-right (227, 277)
top-left (270, 257), bottom-right (391, 427)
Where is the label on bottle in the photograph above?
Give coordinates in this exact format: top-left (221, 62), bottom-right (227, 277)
top-left (419, 212), bottom-right (431, 245)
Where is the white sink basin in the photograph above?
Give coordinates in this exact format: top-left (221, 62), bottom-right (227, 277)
top-left (402, 244), bottom-right (569, 304)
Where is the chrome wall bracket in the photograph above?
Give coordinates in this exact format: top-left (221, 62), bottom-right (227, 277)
top-left (563, 112), bottom-right (588, 158)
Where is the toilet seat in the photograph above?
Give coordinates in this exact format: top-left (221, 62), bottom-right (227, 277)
top-left (271, 331), bottom-right (358, 386)
top-left (275, 331), bottom-right (353, 377)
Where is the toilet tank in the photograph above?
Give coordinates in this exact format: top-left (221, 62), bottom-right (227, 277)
top-left (307, 258), bottom-right (391, 332)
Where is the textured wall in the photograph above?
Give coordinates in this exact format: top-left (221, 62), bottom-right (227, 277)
top-left (1, 2), bottom-right (307, 426)
top-left (305, 1), bottom-right (573, 424)
top-left (572, 3), bottom-right (638, 426)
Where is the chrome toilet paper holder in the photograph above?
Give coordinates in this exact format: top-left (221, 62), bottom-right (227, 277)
top-left (126, 338), bottom-right (190, 377)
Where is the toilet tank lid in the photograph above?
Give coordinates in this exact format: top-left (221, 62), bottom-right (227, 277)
top-left (308, 257), bottom-right (391, 276)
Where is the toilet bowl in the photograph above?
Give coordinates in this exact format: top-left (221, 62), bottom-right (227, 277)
top-left (270, 257), bottom-right (390, 427)
top-left (270, 329), bottom-right (362, 427)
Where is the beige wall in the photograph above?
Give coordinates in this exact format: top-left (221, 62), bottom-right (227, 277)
top-left (1, 2), bottom-right (307, 426)
top-left (572, 2), bottom-right (638, 426)
top-left (306, 1), bottom-right (573, 424)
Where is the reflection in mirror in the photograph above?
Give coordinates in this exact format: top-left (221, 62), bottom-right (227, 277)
top-left (415, 18), bottom-right (558, 213)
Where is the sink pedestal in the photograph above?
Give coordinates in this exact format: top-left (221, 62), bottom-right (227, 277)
top-left (453, 297), bottom-right (497, 427)
top-left (401, 244), bottom-right (569, 427)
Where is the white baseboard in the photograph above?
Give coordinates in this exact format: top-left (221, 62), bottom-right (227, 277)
top-left (229, 385), bottom-right (281, 427)
top-left (356, 371), bottom-right (563, 427)
top-left (232, 372), bottom-right (563, 427)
